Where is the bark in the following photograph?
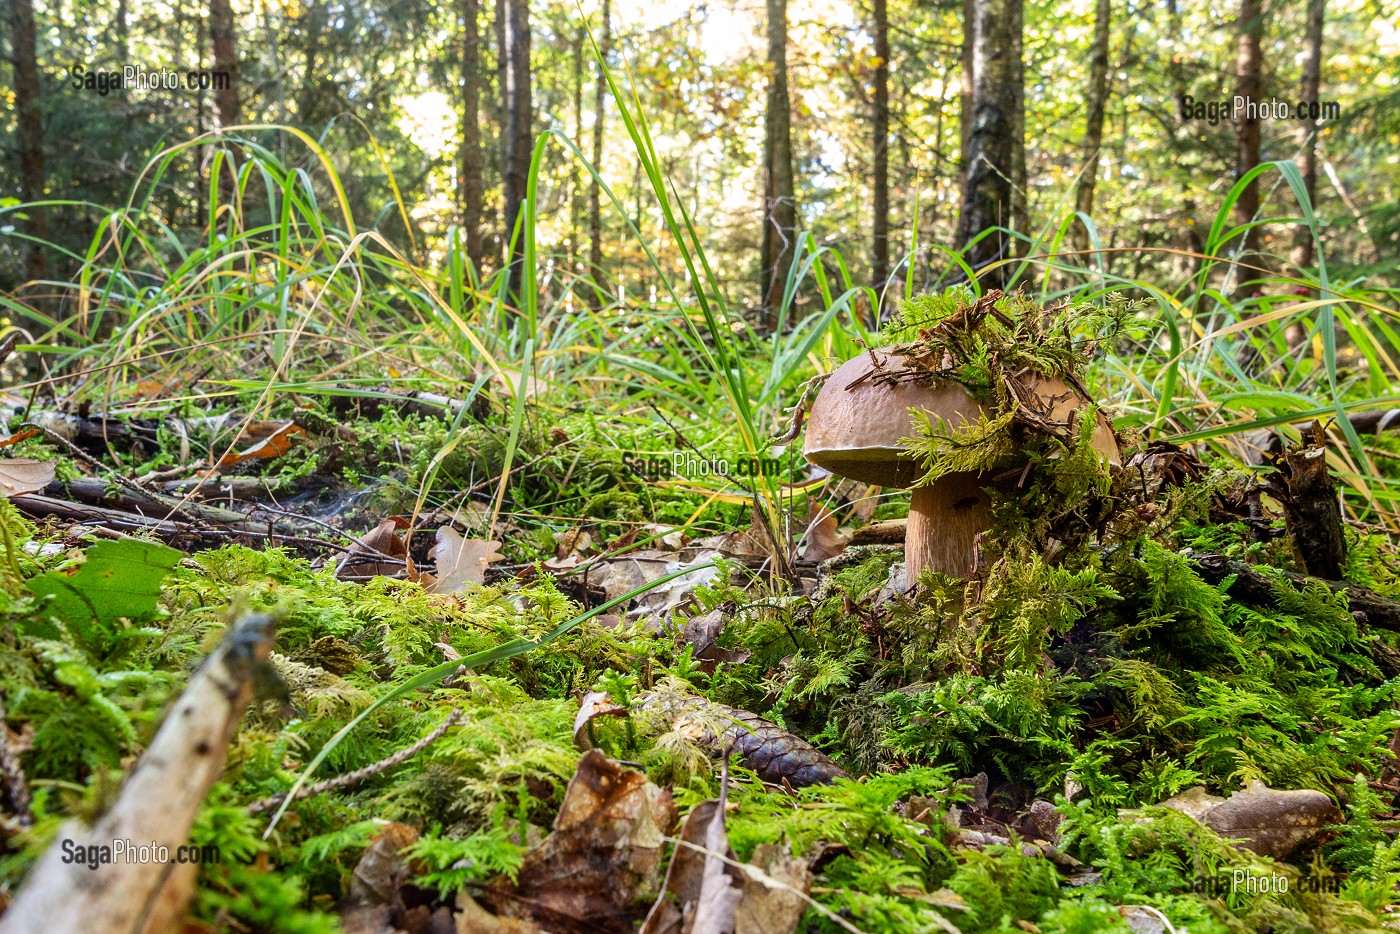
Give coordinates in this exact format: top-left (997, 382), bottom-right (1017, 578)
top-left (760, 0), bottom-right (797, 328)
top-left (9, 0), bottom-right (48, 283)
top-left (871, 0), bottom-right (891, 306)
top-left (569, 25), bottom-right (585, 274)
top-left (955, 0), bottom-right (1024, 287)
top-left (587, 0), bottom-right (612, 309)
top-left (500, 0), bottom-right (533, 305)
top-left (1289, 0), bottom-right (1325, 273)
top-left (0, 614), bottom-right (278, 934)
top-left (1190, 555), bottom-right (1400, 632)
top-left (209, 0), bottom-right (241, 128)
top-left (459, 0), bottom-right (486, 270)
top-left (1072, 0), bottom-right (1112, 253)
top-left (1233, 0), bottom-right (1264, 257)
top-left (1273, 426), bottom-right (1346, 580)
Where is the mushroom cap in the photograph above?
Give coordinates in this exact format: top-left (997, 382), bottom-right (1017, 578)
top-left (802, 350), bottom-right (1120, 488)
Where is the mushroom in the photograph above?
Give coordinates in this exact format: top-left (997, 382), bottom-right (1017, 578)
top-left (802, 349), bottom-right (1119, 579)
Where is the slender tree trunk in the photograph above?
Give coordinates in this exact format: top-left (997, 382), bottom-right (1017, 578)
top-left (116, 0), bottom-right (129, 62)
top-left (1290, 0), bottom-right (1324, 273)
top-left (569, 25), bottom-right (584, 275)
top-left (298, 4), bottom-right (319, 127)
top-left (1007, 0), bottom-right (1027, 251)
top-left (955, 0), bottom-right (1024, 287)
top-left (10, 0), bottom-right (48, 283)
top-left (587, 0), bottom-right (611, 309)
top-left (1072, 0), bottom-right (1111, 253)
top-left (1233, 0), bottom-right (1264, 258)
top-left (209, 0), bottom-right (240, 128)
top-left (871, 0), bottom-right (890, 311)
top-left (761, 0), bottom-right (797, 328)
top-left (459, 0), bottom-right (485, 271)
top-left (500, 0), bottom-right (532, 305)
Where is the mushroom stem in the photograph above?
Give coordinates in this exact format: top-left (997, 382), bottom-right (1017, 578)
top-left (904, 472), bottom-right (992, 581)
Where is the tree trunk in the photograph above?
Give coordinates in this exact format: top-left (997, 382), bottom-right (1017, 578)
top-left (1072, 0), bottom-right (1111, 253)
top-left (569, 25), bottom-right (584, 275)
top-left (954, 0), bottom-right (1024, 287)
top-left (587, 0), bottom-right (611, 309)
top-left (871, 0), bottom-right (890, 311)
top-left (9, 0), bottom-right (48, 283)
top-left (1233, 0), bottom-right (1264, 257)
top-left (1007, 0), bottom-right (1027, 252)
top-left (459, 0), bottom-right (485, 271)
top-left (760, 0), bottom-right (797, 328)
top-left (209, 0), bottom-right (241, 128)
top-left (500, 0), bottom-right (533, 306)
top-left (1290, 0), bottom-right (1324, 273)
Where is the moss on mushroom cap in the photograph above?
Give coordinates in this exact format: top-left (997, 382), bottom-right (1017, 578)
top-left (803, 349), bottom-right (1121, 489)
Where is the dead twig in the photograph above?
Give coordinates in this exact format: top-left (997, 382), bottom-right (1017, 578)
top-left (246, 709), bottom-right (463, 814)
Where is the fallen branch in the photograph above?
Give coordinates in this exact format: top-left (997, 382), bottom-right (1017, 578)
top-left (1190, 552), bottom-right (1400, 632)
top-left (245, 709), bottom-right (462, 814)
top-left (0, 612), bottom-right (278, 934)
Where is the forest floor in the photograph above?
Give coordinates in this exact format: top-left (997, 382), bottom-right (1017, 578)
top-left (3, 292), bottom-right (1400, 934)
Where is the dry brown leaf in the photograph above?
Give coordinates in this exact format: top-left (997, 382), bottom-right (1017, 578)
top-left (734, 843), bottom-right (813, 934)
top-left (543, 554), bottom-right (582, 571)
top-left (799, 504), bottom-right (848, 563)
top-left (427, 527), bottom-right (503, 592)
top-left (1200, 780), bottom-right (1342, 860)
top-left (554, 528), bottom-right (593, 560)
top-left (640, 798), bottom-right (740, 934)
top-left (456, 893), bottom-right (543, 933)
top-left (682, 609), bottom-right (751, 674)
top-left (0, 458), bottom-right (55, 496)
top-left (573, 690), bottom-right (627, 750)
top-left (0, 429), bottom-right (40, 450)
top-left (336, 519), bottom-right (409, 580)
top-left (216, 421), bottom-right (305, 467)
top-left (480, 750), bottom-right (675, 933)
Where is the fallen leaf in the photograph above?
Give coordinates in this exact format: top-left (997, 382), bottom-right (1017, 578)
top-left (1157, 786), bottom-right (1225, 823)
top-left (798, 504), bottom-right (848, 563)
top-left (640, 798), bottom-right (742, 934)
top-left (337, 519), bottom-right (409, 580)
top-left (350, 823), bottom-right (420, 906)
top-left (681, 609), bottom-right (751, 673)
top-left (554, 528), bottom-right (593, 560)
top-left (1200, 780), bottom-right (1342, 860)
top-left (573, 690), bottom-right (627, 750)
top-left (734, 843), bottom-right (813, 934)
top-left (25, 539), bottom-right (183, 648)
top-left (427, 527), bottom-right (504, 592)
top-left (456, 893), bottom-right (543, 933)
top-left (0, 429), bottom-right (40, 450)
top-left (0, 458), bottom-right (54, 496)
top-left (590, 551), bottom-right (676, 602)
top-left (543, 554), bottom-right (582, 571)
top-left (480, 750), bottom-right (676, 933)
top-left (216, 421), bottom-right (305, 467)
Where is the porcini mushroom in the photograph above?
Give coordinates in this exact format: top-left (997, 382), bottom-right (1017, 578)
top-left (803, 349), bottom-right (1119, 579)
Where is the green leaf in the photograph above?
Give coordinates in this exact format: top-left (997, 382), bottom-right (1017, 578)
top-left (25, 539), bottom-right (183, 647)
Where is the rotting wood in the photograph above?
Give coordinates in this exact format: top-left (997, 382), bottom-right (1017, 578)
top-left (1272, 424), bottom-right (1347, 579)
top-left (1190, 552), bottom-right (1400, 632)
top-left (0, 612), bottom-right (278, 934)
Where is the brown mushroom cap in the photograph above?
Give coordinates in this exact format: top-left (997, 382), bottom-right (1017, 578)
top-left (803, 350), bottom-right (1120, 488)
